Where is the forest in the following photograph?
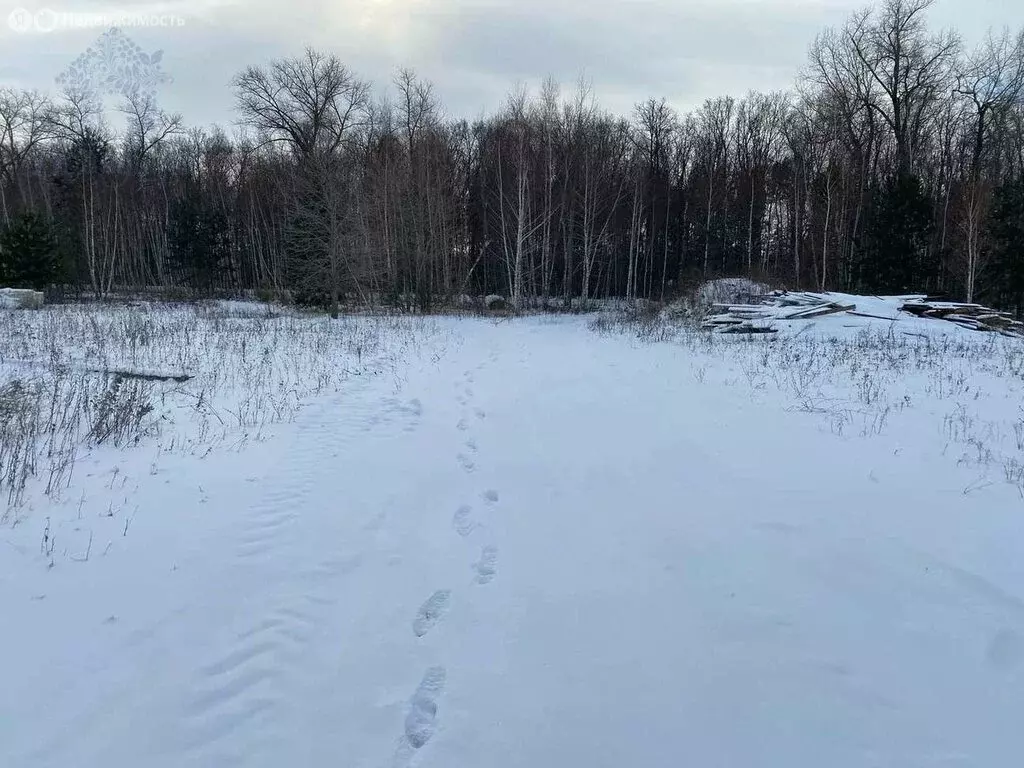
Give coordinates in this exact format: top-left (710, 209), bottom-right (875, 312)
top-left (1, 0), bottom-right (1023, 315)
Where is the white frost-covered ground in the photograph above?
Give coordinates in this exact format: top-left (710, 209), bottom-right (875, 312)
top-left (2, 304), bottom-right (1024, 767)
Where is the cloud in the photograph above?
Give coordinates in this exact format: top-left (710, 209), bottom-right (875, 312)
top-left (364, 0), bottom-right (846, 114)
top-left (2, 0), bottom-right (1022, 128)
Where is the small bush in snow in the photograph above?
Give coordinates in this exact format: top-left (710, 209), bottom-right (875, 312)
top-left (88, 375), bottom-right (155, 447)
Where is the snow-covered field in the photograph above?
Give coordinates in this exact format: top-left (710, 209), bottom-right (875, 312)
top-left (2, 300), bottom-right (1024, 767)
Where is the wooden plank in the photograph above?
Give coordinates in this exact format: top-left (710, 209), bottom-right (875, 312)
top-left (848, 311), bottom-right (898, 321)
top-left (782, 303), bottom-right (855, 320)
top-left (720, 325), bottom-right (778, 335)
top-left (710, 303), bottom-right (767, 311)
top-left (86, 368), bottom-right (194, 383)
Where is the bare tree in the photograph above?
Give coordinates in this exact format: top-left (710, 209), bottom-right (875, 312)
top-left (807, 22), bottom-right (880, 276)
top-left (735, 91), bottom-right (788, 278)
top-left (579, 115), bottom-right (629, 303)
top-left (848, 0), bottom-right (959, 176)
top-left (694, 97), bottom-right (734, 276)
top-left (633, 98), bottom-right (677, 298)
top-left (0, 89), bottom-right (54, 223)
top-left (234, 48), bottom-right (369, 159)
top-left (954, 27), bottom-right (1024, 300)
top-left (488, 86), bottom-right (548, 308)
top-left (49, 88), bottom-right (114, 296)
top-left (234, 49), bottom-right (369, 316)
top-left (121, 91), bottom-right (183, 168)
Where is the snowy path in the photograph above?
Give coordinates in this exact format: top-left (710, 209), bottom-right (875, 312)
top-left (3, 317), bottom-right (1024, 767)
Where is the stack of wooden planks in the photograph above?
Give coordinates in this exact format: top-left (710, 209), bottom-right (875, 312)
top-left (700, 289), bottom-right (1024, 337)
top-left (702, 291), bottom-right (855, 334)
top-left (900, 300), bottom-right (1024, 337)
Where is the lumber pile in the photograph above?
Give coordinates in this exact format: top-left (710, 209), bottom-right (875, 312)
top-left (698, 286), bottom-right (1024, 337)
top-left (702, 291), bottom-right (855, 334)
top-left (900, 300), bottom-right (1024, 337)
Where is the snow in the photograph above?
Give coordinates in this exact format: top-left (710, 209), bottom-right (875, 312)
top-left (3, 304), bottom-right (1024, 767)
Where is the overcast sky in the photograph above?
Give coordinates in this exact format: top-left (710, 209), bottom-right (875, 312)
top-left (2, 0), bottom-right (1022, 130)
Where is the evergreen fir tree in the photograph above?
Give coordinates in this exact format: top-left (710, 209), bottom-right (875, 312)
top-left (0, 213), bottom-right (61, 289)
top-left (861, 173), bottom-right (935, 294)
top-left (167, 187), bottom-right (232, 293)
top-left (986, 180), bottom-right (1024, 316)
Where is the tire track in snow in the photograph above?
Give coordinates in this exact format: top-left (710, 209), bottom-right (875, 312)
top-left (178, 389), bottom-right (423, 761)
top-left (182, 400), bottom-right (344, 755)
top-left (179, 598), bottom-right (321, 758)
top-left (232, 393), bottom-right (420, 564)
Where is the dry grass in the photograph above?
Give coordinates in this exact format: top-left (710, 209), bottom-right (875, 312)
top-left (0, 301), bottom-right (437, 519)
top-left (594, 303), bottom-right (1024, 498)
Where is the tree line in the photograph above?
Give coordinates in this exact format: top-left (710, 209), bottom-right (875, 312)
top-left (1, 0), bottom-right (1023, 314)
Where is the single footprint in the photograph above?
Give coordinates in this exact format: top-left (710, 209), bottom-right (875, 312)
top-left (457, 454), bottom-right (476, 473)
top-left (482, 489), bottom-right (499, 504)
top-left (464, 439), bottom-right (478, 454)
top-left (456, 418), bottom-right (469, 432)
top-left (474, 546), bottom-right (499, 584)
top-left (452, 506), bottom-right (475, 537)
top-left (364, 511), bottom-right (387, 532)
top-left (413, 590), bottom-right (451, 637)
top-left (987, 628), bottom-right (1024, 669)
top-left (405, 666), bottom-right (447, 749)
top-left (464, 387), bottom-right (475, 398)
top-left (474, 408), bottom-right (487, 421)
